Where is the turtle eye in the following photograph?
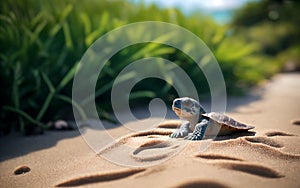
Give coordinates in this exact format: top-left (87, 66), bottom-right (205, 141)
top-left (174, 100), bottom-right (180, 106)
top-left (173, 99), bottom-right (181, 108)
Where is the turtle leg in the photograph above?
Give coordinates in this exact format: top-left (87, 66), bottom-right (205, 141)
top-left (170, 121), bottom-right (190, 138)
top-left (184, 119), bottom-right (208, 140)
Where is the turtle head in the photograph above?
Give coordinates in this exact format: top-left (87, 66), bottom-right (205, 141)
top-left (172, 97), bottom-right (206, 120)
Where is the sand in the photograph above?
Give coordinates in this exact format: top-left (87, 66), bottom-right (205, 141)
top-left (1, 73), bottom-right (300, 187)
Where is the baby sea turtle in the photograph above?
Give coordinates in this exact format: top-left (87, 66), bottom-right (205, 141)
top-left (170, 97), bottom-right (254, 140)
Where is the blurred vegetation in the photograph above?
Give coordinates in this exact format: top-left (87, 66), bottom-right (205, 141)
top-left (0, 0), bottom-right (298, 135)
top-left (231, 0), bottom-right (300, 70)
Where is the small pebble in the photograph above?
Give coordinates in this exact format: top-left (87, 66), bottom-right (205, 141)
top-left (46, 120), bottom-right (75, 130)
top-left (54, 120), bottom-right (69, 129)
top-left (291, 119), bottom-right (300, 125)
top-left (14, 165), bottom-right (31, 175)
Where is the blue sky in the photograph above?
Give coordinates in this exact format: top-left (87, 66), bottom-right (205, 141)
top-left (131, 0), bottom-right (259, 23)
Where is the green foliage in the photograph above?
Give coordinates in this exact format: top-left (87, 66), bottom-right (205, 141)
top-left (0, 0), bottom-right (286, 134)
top-left (231, 0), bottom-right (300, 66)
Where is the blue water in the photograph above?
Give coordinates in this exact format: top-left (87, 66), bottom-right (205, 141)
top-left (203, 10), bottom-right (235, 24)
top-left (130, 0), bottom-right (255, 24)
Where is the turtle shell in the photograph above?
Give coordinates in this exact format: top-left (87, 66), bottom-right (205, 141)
top-left (201, 112), bottom-right (254, 135)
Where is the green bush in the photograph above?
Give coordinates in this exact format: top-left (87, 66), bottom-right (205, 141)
top-left (231, 0), bottom-right (300, 67)
top-left (0, 0), bottom-right (283, 134)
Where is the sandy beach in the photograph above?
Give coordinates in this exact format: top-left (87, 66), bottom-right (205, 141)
top-left (1, 73), bottom-right (300, 187)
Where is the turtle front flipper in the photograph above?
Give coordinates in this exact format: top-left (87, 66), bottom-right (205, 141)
top-left (170, 121), bottom-right (190, 138)
top-left (184, 119), bottom-right (208, 140)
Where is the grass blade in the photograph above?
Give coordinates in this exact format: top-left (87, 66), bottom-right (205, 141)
top-left (60, 4), bottom-right (73, 22)
top-left (41, 72), bottom-right (55, 93)
top-left (129, 91), bottom-right (156, 100)
top-left (4, 106), bottom-right (47, 128)
top-left (62, 22), bottom-right (73, 49)
top-left (80, 13), bottom-right (91, 35)
top-left (56, 61), bottom-right (79, 92)
top-left (36, 72), bottom-right (56, 121)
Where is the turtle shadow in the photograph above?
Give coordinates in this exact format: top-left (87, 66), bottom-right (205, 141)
top-left (212, 131), bottom-right (256, 141)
